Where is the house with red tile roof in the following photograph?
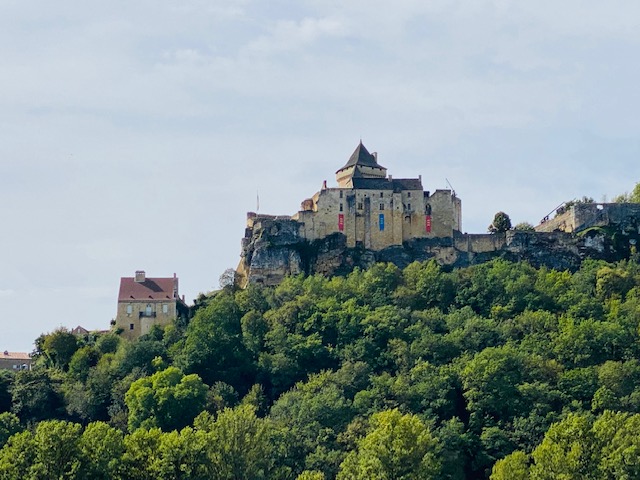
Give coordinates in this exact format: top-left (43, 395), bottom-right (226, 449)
top-left (0, 351), bottom-right (32, 371)
top-left (114, 270), bottom-right (187, 340)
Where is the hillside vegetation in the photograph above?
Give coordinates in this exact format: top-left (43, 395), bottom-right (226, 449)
top-left (3, 257), bottom-right (640, 479)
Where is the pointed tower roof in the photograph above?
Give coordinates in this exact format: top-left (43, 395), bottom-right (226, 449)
top-left (336, 141), bottom-right (386, 173)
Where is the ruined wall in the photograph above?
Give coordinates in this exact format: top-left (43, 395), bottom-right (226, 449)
top-left (536, 203), bottom-right (640, 234)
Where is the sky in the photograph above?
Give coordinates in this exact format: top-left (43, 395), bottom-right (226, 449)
top-left (1, 0), bottom-right (640, 351)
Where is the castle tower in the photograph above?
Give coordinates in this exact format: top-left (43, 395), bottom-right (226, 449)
top-left (335, 141), bottom-right (387, 188)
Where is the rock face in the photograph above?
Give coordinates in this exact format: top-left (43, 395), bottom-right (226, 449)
top-left (236, 216), bottom-right (637, 287)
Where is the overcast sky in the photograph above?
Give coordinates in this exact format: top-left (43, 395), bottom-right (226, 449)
top-left (2, 1), bottom-right (640, 351)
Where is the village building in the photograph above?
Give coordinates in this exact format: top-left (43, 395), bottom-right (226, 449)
top-left (0, 351), bottom-right (32, 371)
top-left (114, 271), bottom-right (186, 340)
top-left (289, 142), bottom-right (462, 249)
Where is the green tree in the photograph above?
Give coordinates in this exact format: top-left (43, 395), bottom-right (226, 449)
top-left (0, 371), bottom-right (12, 414)
top-left (30, 420), bottom-right (83, 479)
top-left (490, 450), bottom-right (530, 480)
top-left (594, 411), bottom-right (640, 479)
top-left (0, 412), bottom-right (20, 449)
top-left (200, 405), bottom-right (280, 480)
top-left (11, 369), bottom-right (65, 423)
top-left (529, 413), bottom-right (597, 480)
top-left (514, 222), bottom-right (535, 232)
top-left (178, 293), bottom-right (255, 391)
top-left (79, 422), bottom-right (125, 480)
top-left (488, 212), bottom-right (512, 233)
top-left (613, 182), bottom-right (640, 203)
top-left (39, 327), bottom-right (79, 370)
top-left (337, 409), bottom-right (441, 480)
top-left (125, 366), bottom-right (207, 432)
top-left (0, 429), bottom-right (36, 479)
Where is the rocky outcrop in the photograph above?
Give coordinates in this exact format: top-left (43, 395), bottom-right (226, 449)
top-left (236, 215), bottom-right (638, 287)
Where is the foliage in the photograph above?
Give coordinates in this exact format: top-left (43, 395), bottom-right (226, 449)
top-left (513, 222), bottom-right (535, 232)
top-left (613, 181), bottom-right (640, 203)
top-left (125, 366), bottom-right (207, 432)
top-left (337, 409), bottom-right (440, 479)
top-left (488, 212), bottom-right (512, 233)
top-left (3, 258), bottom-right (640, 477)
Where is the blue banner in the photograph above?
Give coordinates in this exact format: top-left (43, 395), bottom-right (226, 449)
top-left (379, 214), bottom-right (385, 231)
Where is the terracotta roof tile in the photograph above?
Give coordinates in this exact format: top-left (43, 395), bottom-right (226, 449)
top-left (118, 276), bottom-right (178, 302)
top-left (1, 351), bottom-right (31, 360)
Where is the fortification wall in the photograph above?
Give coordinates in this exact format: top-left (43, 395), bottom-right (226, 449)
top-left (536, 203), bottom-right (640, 234)
top-left (237, 215), bottom-right (621, 287)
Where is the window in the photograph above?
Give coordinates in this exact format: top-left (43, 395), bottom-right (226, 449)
top-left (126, 304), bottom-right (132, 314)
top-left (146, 305), bottom-right (152, 316)
top-left (339, 191), bottom-right (343, 198)
top-left (407, 203), bottom-right (412, 210)
top-left (339, 203), bottom-right (343, 212)
top-left (162, 304), bottom-right (169, 314)
top-left (380, 203), bottom-right (384, 210)
top-left (129, 323), bottom-right (134, 330)
top-left (357, 202), bottom-right (363, 210)
top-left (380, 192), bottom-right (383, 198)
top-left (408, 192), bottom-right (412, 198)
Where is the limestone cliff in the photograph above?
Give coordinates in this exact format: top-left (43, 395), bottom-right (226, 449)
top-left (237, 215), bottom-right (636, 287)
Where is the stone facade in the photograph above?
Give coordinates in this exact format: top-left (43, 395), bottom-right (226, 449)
top-left (536, 202), bottom-right (640, 235)
top-left (236, 217), bottom-right (619, 287)
top-left (114, 271), bottom-right (186, 340)
top-left (261, 142), bottom-right (461, 248)
top-left (0, 351), bottom-right (32, 371)
top-left (236, 146), bottom-right (640, 287)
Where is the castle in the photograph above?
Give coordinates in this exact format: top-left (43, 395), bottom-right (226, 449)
top-left (253, 142), bottom-right (462, 250)
top-left (236, 143), bottom-right (640, 287)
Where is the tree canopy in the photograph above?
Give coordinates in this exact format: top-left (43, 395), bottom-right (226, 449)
top-left (3, 257), bottom-right (640, 478)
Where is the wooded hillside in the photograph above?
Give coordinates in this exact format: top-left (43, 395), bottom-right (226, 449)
top-left (2, 257), bottom-right (640, 479)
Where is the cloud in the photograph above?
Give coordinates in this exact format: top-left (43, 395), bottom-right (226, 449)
top-left (246, 16), bottom-right (348, 54)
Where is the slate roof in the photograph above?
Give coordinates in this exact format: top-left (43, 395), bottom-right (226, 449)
top-left (351, 177), bottom-right (424, 192)
top-left (392, 178), bottom-right (424, 190)
top-left (118, 276), bottom-right (178, 301)
top-left (336, 142), bottom-right (386, 173)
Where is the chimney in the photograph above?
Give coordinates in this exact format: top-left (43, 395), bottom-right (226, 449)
top-left (134, 270), bottom-right (146, 283)
top-left (372, 152), bottom-right (378, 161)
top-left (322, 180), bottom-right (327, 189)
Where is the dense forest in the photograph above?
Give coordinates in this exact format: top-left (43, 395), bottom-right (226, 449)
top-left (3, 256), bottom-right (640, 479)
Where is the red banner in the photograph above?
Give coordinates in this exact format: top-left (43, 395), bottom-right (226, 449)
top-left (338, 214), bottom-right (344, 231)
top-left (426, 215), bottom-right (432, 233)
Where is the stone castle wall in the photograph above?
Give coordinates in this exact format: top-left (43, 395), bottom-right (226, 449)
top-left (536, 203), bottom-right (640, 234)
top-left (293, 187), bottom-right (461, 251)
top-left (236, 215), bottom-right (623, 287)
